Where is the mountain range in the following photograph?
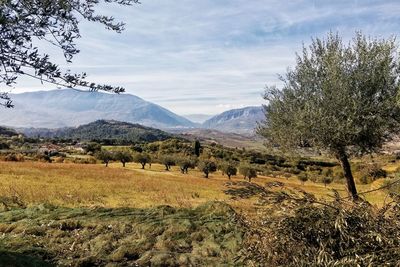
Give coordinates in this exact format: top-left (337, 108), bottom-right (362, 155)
top-left (202, 106), bottom-right (264, 134)
top-left (0, 89), bottom-right (265, 134)
top-left (1, 89), bottom-right (195, 129)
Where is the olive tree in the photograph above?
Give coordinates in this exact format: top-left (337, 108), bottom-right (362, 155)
top-left (0, 0), bottom-right (140, 107)
top-left (95, 149), bottom-right (114, 167)
top-left (134, 153), bottom-right (151, 169)
top-left (258, 33), bottom-right (400, 200)
top-left (114, 150), bottom-right (132, 167)
top-left (198, 160), bottom-right (217, 178)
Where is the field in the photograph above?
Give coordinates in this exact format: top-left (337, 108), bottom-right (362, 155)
top-left (0, 160), bottom-right (397, 266)
top-left (0, 160), bottom-right (393, 210)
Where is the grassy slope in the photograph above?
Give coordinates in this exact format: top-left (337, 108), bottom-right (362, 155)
top-left (0, 160), bottom-right (395, 266)
top-left (0, 161), bottom-right (392, 209)
top-left (0, 202), bottom-right (244, 266)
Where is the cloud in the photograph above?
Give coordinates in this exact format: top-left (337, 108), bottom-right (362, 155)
top-left (10, 0), bottom-right (400, 115)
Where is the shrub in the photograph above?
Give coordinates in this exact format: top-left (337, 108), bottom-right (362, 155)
top-left (4, 153), bottom-right (24, 162)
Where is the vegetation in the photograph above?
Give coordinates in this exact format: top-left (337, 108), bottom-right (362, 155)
top-left (114, 150), bottom-right (133, 167)
top-left (133, 153), bottom-right (151, 169)
top-left (259, 32), bottom-right (400, 200)
top-left (0, 202), bottom-right (244, 266)
top-left (160, 155), bottom-right (176, 171)
top-left (239, 164), bottom-right (257, 182)
top-left (95, 150), bottom-right (114, 167)
top-left (198, 160), bottom-right (217, 178)
top-left (219, 162), bottom-right (238, 179)
top-left (0, 0), bottom-right (140, 107)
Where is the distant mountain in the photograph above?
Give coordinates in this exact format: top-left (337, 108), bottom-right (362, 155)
top-left (183, 114), bottom-right (214, 124)
top-left (20, 120), bottom-right (174, 143)
top-left (0, 126), bottom-right (18, 137)
top-left (202, 106), bottom-right (264, 134)
top-left (0, 89), bottom-right (196, 129)
top-left (170, 128), bottom-right (265, 151)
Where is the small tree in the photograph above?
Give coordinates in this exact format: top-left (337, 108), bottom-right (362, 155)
top-left (95, 150), bottom-right (114, 167)
top-left (198, 160), bottom-right (217, 178)
top-left (220, 162), bottom-right (237, 179)
top-left (322, 176), bottom-right (333, 187)
top-left (160, 155), bottom-right (176, 171)
top-left (258, 32), bottom-right (400, 200)
top-left (239, 164), bottom-right (257, 182)
top-left (114, 150), bottom-right (133, 167)
top-left (134, 153), bottom-right (151, 169)
top-left (178, 157), bottom-right (197, 174)
top-left (298, 173), bottom-right (309, 185)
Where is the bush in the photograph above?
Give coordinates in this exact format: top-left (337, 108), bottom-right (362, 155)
top-left (4, 153), bottom-right (24, 162)
top-left (359, 163), bottom-right (387, 184)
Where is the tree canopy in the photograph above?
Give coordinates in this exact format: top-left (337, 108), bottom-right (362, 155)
top-left (258, 32), bottom-right (400, 200)
top-left (0, 0), bottom-right (140, 107)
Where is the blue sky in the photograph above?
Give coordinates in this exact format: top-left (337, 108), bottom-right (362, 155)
top-left (11, 0), bottom-right (400, 115)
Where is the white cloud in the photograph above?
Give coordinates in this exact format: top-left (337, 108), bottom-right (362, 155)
top-left (8, 0), bottom-right (400, 115)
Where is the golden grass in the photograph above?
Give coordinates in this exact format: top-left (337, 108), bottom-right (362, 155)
top-left (0, 161), bottom-right (392, 210)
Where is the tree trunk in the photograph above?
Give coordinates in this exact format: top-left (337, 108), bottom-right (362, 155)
top-left (228, 174), bottom-right (231, 180)
top-left (141, 163), bottom-right (145, 169)
top-left (122, 162), bottom-right (126, 167)
top-left (105, 162), bottom-right (108, 167)
top-left (336, 150), bottom-right (359, 201)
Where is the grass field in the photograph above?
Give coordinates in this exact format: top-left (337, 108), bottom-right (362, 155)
top-left (0, 161), bottom-right (393, 210)
top-left (0, 160), bottom-right (397, 266)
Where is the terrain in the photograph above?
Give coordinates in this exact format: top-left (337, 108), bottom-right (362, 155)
top-left (0, 90), bottom-right (195, 129)
top-left (18, 120), bottom-right (173, 143)
top-left (202, 106), bottom-right (264, 134)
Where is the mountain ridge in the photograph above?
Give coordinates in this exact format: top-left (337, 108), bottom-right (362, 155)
top-left (202, 106), bottom-right (264, 134)
top-left (0, 89), bottom-right (196, 129)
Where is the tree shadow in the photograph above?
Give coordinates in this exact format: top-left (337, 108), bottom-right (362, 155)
top-left (0, 250), bottom-right (54, 267)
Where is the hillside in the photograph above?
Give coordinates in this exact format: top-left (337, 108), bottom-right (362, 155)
top-left (0, 89), bottom-right (196, 129)
top-left (0, 126), bottom-right (18, 137)
top-left (20, 120), bottom-right (174, 143)
top-left (202, 106), bottom-right (264, 134)
top-left (171, 128), bottom-right (266, 150)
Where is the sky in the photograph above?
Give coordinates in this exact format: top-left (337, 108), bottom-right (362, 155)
top-left (9, 0), bottom-right (400, 116)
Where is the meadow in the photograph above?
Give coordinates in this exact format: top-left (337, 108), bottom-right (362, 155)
top-left (0, 160), bottom-right (393, 210)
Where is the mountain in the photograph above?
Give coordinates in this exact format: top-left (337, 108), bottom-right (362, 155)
top-left (0, 126), bottom-right (18, 137)
top-left (0, 89), bottom-right (195, 129)
top-left (20, 120), bottom-right (174, 143)
top-left (202, 106), bottom-right (264, 134)
top-left (170, 128), bottom-right (266, 151)
top-left (183, 114), bottom-right (214, 124)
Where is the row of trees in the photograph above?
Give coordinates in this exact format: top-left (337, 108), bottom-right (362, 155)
top-left (95, 149), bottom-right (258, 180)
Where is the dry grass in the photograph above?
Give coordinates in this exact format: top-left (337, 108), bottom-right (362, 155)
top-left (0, 161), bottom-right (392, 210)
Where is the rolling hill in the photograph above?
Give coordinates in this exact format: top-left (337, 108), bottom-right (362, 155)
top-left (202, 106), bottom-right (264, 134)
top-left (0, 89), bottom-right (196, 129)
top-left (20, 120), bottom-right (174, 143)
